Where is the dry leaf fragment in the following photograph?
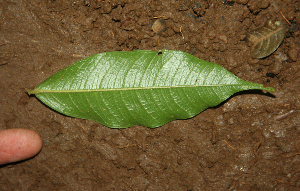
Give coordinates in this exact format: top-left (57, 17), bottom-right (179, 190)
top-left (247, 21), bottom-right (287, 59)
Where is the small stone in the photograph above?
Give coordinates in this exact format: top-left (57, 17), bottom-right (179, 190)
top-left (152, 19), bottom-right (167, 34)
top-left (287, 47), bottom-right (299, 62)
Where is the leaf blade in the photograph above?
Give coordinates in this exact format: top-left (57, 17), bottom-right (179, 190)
top-left (28, 50), bottom-right (274, 128)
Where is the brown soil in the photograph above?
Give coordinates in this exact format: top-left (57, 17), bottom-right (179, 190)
top-left (1, 0), bottom-right (300, 190)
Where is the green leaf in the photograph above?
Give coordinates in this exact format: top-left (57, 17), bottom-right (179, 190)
top-left (27, 50), bottom-right (275, 128)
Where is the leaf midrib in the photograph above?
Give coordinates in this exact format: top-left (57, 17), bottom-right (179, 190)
top-left (253, 27), bottom-right (283, 43)
top-left (27, 83), bottom-right (264, 94)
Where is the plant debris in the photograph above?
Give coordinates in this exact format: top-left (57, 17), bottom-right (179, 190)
top-left (247, 21), bottom-right (287, 59)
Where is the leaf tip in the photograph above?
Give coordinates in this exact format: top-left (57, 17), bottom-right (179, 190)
top-left (264, 86), bottom-right (276, 92)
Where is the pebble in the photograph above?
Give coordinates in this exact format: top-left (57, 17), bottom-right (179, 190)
top-left (152, 19), bottom-right (167, 34)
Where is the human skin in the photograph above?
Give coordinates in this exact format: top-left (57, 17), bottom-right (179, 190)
top-left (0, 129), bottom-right (43, 165)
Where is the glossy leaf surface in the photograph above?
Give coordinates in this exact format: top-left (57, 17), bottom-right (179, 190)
top-left (27, 50), bottom-right (274, 128)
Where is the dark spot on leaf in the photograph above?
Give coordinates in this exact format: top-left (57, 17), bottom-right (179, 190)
top-left (157, 51), bottom-right (162, 56)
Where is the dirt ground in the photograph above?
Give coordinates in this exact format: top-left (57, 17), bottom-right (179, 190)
top-left (1, 0), bottom-right (300, 190)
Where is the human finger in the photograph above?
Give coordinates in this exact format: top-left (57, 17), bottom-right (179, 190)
top-left (0, 128), bottom-right (43, 165)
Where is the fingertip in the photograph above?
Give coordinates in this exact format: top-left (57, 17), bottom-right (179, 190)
top-left (25, 129), bottom-right (43, 156)
top-left (0, 128), bottom-right (43, 165)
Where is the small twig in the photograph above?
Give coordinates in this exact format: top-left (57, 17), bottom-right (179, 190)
top-left (279, 10), bottom-right (291, 25)
top-left (111, 30), bottom-right (115, 38)
top-left (179, 26), bottom-right (184, 39)
top-left (153, 16), bottom-right (166, 19)
top-left (275, 178), bottom-right (285, 183)
top-left (223, 140), bottom-right (236, 150)
top-left (72, 54), bottom-right (86, 58)
top-left (119, 144), bottom-right (137, 149)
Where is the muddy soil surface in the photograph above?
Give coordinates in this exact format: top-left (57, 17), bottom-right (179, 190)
top-left (1, 0), bottom-right (300, 190)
